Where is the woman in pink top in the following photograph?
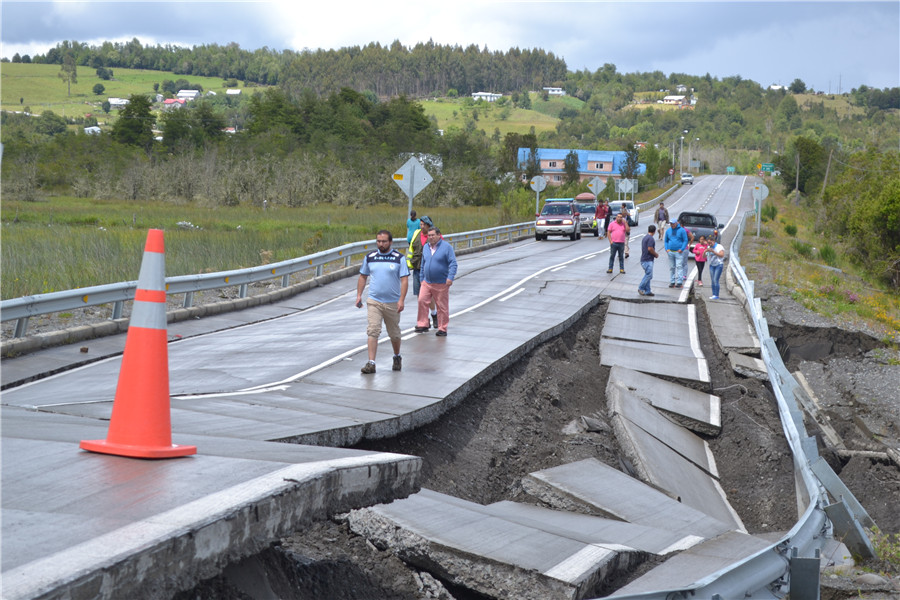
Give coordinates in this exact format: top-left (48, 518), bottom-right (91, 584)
top-left (693, 236), bottom-right (708, 286)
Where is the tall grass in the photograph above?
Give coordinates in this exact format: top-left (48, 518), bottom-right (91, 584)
top-left (1, 197), bottom-right (507, 298)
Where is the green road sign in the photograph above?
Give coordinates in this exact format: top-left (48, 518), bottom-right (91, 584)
top-left (761, 163), bottom-right (775, 172)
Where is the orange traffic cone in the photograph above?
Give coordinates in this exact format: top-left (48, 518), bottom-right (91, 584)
top-left (80, 229), bottom-right (197, 459)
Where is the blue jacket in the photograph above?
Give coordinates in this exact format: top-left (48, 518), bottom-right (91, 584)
top-left (421, 239), bottom-right (458, 284)
top-left (664, 225), bottom-right (689, 252)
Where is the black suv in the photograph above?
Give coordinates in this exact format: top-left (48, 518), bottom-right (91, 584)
top-left (677, 212), bottom-right (724, 255)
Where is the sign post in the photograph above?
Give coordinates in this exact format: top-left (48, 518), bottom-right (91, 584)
top-left (752, 183), bottom-right (769, 237)
top-left (530, 176), bottom-right (547, 215)
top-left (586, 176), bottom-right (603, 199)
top-left (392, 157), bottom-right (433, 216)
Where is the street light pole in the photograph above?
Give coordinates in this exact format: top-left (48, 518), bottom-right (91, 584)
top-left (679, 135), bottom-right (685, 173)
top-left (688, 137), bottom-right (699, 173)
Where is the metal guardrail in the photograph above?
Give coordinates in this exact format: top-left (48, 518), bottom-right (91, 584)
top-left (1, 222), bottom-right (535, 338)
top-left (609, 208), bottom-right (874, 599)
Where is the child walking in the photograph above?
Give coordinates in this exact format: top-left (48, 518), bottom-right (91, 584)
top-left (693, 236), bottom-right (709, 286)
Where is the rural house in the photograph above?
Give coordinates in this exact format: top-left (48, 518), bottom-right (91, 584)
top-left (517, 148), bottom-right (645, 186)
top-left (176, 89), bottom-right (201, 101)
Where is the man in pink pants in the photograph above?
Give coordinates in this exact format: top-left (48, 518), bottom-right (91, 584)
top-left (416, 228), bottom-right (458, 336)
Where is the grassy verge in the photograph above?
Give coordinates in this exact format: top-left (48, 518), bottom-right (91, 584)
top-left (741, 191), bottom-right (900, 343)
top-left (1, 197), bottom-right (503, 298)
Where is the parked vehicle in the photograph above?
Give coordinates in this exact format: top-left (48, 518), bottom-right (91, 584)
top-left (678, 211), bottom-right (724, 256)
top-left (607, 200), bottom-right (639, 227)
top-left (535, 199), bottom-right (581, 241)
top-left (681, 173), bottom-right (694, 184)
top-left (574, 192), bottom-right (599, 237)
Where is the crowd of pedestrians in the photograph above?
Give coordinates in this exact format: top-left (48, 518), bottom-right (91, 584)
top-left (358, 201), bottom-right (727, 374)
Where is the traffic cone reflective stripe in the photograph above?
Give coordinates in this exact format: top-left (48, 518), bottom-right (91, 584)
top-left (80, 229), bottom-right (196, 459)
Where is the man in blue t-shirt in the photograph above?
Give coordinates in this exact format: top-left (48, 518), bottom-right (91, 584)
top-left (356, 230), bottom-right (409, 374)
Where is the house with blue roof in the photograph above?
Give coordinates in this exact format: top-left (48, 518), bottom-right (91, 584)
top-left (517, 148), bottom-right (645, 187)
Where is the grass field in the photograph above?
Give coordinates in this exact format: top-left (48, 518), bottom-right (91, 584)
top-left (0, 62), bottom-right (253, 121)
top-left (0, 197), bottom-right (511, 298)
top-left (421, 93), bottom-right (573, 136)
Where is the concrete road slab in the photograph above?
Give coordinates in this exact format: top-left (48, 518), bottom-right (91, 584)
top-left (350, 489), bottom-right (638, 600)
top-left (607, 366), bottom-right (721, 435)
top-left (0, 407), bottom-right (420, 600)
top-left (607, 382), bottom-right (719, 478)
top-left (521, 459), bottom-right (734, 541)
top-left (600, 339), bottom-right (710, 383)
top-left (606, 386), bottom-right (745, 532)
top-left (702, 296), bottom-right (760, 356)
top-left (608, 530), bottom-right (773, 597)
top-left (607, 299), bottom-right (689, 323)
top-left (481, 501), bottom-right (704, 555)
top-left (601, 314), bottom-right (692, 346)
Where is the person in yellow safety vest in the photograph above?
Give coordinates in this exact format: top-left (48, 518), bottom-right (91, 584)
top-left (405, 215), bottom-right (438, 329)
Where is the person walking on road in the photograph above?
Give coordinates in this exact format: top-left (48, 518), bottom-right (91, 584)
top-left (655, 202), bottom-right (669, 240)
top-left (638, 225), bottom-right (659, 296)
top-left (356, 230), bottom-right (409, 374)
top-left (707, 238), bottom-right (726, 300)
top-left (664, 219), bottom-right (688, 288)
top-left (406, 216), bottom-right (431, 296)
top-left (406, 210), bottom-right (421, 245)
top-left (595, 200), bottom-right (609, 239)
top-left (693, 236), bottom-right (709, 286)
top-left (416, 227), bottom-right (458, 336)
top-left (606, 212), bottom-right (630, 274)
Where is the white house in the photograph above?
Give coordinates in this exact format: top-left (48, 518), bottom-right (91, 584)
top-left (84, 126), bottom-right (101, 135)
top-left (107, 97), bottom-right (129, 109)
top-left (663, 95), bottom-right (687, 105)
top-left (176, 89), bottom-right (201, 101)
top-left (471, 92), bottom-right (502, 102)
top-left (226, 89), bottom-right (242, 96)
top-left (542, 87), bottom-right (566, 96)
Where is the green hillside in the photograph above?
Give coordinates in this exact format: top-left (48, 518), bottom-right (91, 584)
top-left (0, 63), bottom-right (255, 120)
top-left (421, 93), bottom-right (571, 136)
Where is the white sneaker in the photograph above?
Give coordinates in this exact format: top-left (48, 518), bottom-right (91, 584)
top-left (710, 295), bottom-right (719, 300)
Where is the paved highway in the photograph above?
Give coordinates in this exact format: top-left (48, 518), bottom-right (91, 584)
top-left (3, 175), bottom-right (752, 410)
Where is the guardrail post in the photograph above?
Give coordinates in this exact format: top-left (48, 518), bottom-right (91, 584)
top-left (789, 547), bottom-right (820, 600)
top-left (315, 265), bottom-right (323, 278)
top-left (239, 283), bottom-right (248, 298)
top-left (112, 300), bottom-right (124, 319)
top-left (281, 274), bottom-right (290, 287)
top-left (182, 292), bottom-right (194, 309)
top-left (344, 256), bottom-right (351, 268)
top-left (14, 317), bottom-right (29, 338)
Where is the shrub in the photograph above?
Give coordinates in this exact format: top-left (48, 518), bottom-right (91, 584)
top-left (819, 244), bottom-right (837, 265)
top-left (791, 240), bottom-right (813, 257)
top-left (785, 223), bottom-right (798, 236)
top-left (761, 203), bottom-right (777, 221)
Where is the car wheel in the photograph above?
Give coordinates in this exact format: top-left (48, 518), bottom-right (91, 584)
top-left (569, 231), bottom-right (577, 241)
top-left (535, 233), bottom-right (542, 241)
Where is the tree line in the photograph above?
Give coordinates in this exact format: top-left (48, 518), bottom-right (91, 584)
top-left (9, 38), bottom-right (568, 98)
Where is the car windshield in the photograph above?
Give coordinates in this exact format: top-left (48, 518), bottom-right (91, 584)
top-left (681, 214), bottom-right (716, 227)
top-left (576, 204), bottom-right (595, 213)
top-left (541, 204), bottom-right (573, 216)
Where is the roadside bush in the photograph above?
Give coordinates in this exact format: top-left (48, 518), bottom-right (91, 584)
top-left (791, 240), bottom-right (813, 257)
top-left (785, 223), bottom-right (798, 236)
top-left (818, 244), bottom-right (837, 265)
top-left (761, 203), bottom-right (777, 221)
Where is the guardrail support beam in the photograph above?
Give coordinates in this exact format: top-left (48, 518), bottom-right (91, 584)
top-left (239, 284), bottom-right (248, 298)
top-left (789, 547), bottom-right (821, 600)
top-left (14, 317), bottom-right (29, 338)
top-left (183, 292), bottom-right (194, 309)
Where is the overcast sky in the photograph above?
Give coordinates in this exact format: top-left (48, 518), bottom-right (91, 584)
top-left (2, 1), bottom-right (897, 92)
